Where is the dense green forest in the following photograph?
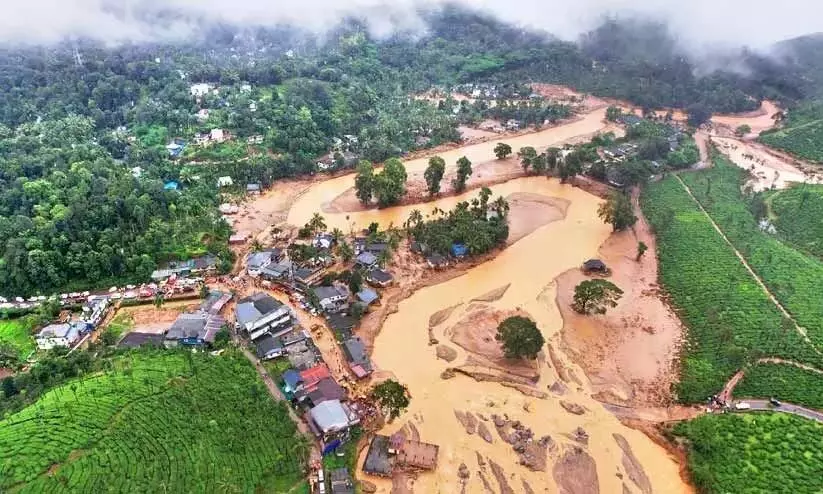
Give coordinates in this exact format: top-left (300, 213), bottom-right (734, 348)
top-left (0, 7), bottom-right (821, 296)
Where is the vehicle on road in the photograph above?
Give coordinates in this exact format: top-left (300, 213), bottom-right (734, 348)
top-left (769, 398), bottom-right (782, 407)
top-left (734, 402), bottom-right (751, 410)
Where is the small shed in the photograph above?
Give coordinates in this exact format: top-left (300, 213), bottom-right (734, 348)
top-left (582, 259), bottom-right (609, 274)
top-left (450, 243), bottom-right (468, 258)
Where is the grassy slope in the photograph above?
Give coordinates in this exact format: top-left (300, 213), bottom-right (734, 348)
top-left (735, 362), bottom-right (823, 409)
top-left (680, 153), bottom-right (823, 351)
top-left (0, 351), bottom-right (306, 493)
top-left (767, 184), bottom-right (823, 260)
top-left (0, 319), bottom-right (34, 359)
top-left (674, 413), bottom-right (823, 494)
top-left (641, 178), bottom-right (817, 402)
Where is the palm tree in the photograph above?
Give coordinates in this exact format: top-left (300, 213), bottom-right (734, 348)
top-left (405, 209), bottom-right (423, 233)
top-left (492, 196), bottom-right (510, 218)
top-left (308, 213), bottom-right (326, 234)
top-left (338, 241), bottom-right (354, 263)
top-left (250, 239), bottom-right (262, 252)
top-left (331, 227), bottom-right (344, 244)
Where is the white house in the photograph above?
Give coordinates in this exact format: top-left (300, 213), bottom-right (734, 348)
top-left (36, 323), bottom-right (81, 350)
top-left (217, 176), bottom-right (234, 187)
top-left (246, 251), bottom-right (274, 277)
top-left (249, 101), bottom-right (257, 112)
top-left (190, 83), bottom-right (213, 98)
top-left (210, 128), bottom-right (225, 143)
top-left (196, 109), bottom-right (210, 121)
top-left (313, 285), bottom-right (349, 312)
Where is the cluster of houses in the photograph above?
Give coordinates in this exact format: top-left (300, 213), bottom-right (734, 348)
top-left (35, 298), bottom-right (112, 350)
top-left (229, 289), bottom-right (366, 444)
top-left (118, 290), bottom-right (232, 349)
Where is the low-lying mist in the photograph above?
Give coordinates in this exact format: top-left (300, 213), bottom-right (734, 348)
top-left (3, 0), bottom-right (821, 53)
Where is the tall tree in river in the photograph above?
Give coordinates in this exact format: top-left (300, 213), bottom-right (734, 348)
top-left (355, 160), bottom-right (375, 205)
top-left (518, 146), bottom-right (538, 172)
top-left (494, 142), bottom-right (513, 159)
top-left (572, 279), bottom-right (624, 314)
top-left (424, 156), bottom-right (446, 195)
top-left (452, 156), bottom-right (472, 192)
top-left (495, 316), bottom-right (545, 359)
top-left (373, 158), bottom-right (408, 207)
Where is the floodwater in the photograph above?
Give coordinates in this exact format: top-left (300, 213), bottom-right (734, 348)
top-left (285, 176), bottom-right (689, 493)
top-left (711, 100), bottom-right (782, 136)
top-left (713, 136), bottom-right (822, 191)
top-left (277, 110), bottom-right (690, 493)
top-left (287, 107), bottom-right (613, 229)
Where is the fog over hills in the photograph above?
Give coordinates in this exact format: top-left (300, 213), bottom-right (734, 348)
top-left (2, 0), bottom-right (822, 51)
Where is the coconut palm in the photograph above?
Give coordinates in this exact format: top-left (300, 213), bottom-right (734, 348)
top-left (308, 213), bottom-right (326, 233)
top-left (331, 227), bottom-right (344, 243)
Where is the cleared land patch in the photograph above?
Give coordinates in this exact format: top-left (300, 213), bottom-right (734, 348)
top-left (0, 319), bottom-right (34, 360)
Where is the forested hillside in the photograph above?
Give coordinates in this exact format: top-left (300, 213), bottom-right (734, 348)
top-left (0, 6), bottom-right (820, 296)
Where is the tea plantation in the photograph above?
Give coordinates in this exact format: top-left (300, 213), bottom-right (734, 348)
top-left (0, 350), bottom-right (308, 493)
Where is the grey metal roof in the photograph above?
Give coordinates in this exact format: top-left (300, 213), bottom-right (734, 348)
top-left (236, 293), bottom-right (283, 326)
top-left (356, 288), bottom-right (378, 305)
top-left (247, 251), bottom-right (272, 269)
top-left (310, 400), bottom-right (349, 433)
top-left (356, 252), bottom-right (377, 265)
top-left (255, 334), bottom-right (283, 358)
top-left (314, 285), bottom-right (345, 301)
top-left (367, 269), bottom-right (393, 283)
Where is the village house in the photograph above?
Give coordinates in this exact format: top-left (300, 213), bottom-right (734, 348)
top-left (247, 134), bottom-right (264, 145)
top-left (313, 285), bottom-right (350, 313)
top-left (229, 233), bottom-right (248, 245)
top-left (260, 259), bottom-right (293, 281)
top-left (246, 249), bottom-right (282, 277)
top-left (308, 399), bottom-right (360, 438)
top-left (118, 332), bottom-right (164, 349)
top-left (326, 313), bottom-right (357, 339)
top-left (363, 433), bottom-right (439, 477)
top-left (195, 108), bottom-right (210, 121)
top-left (582, 259), bottom-right (609, 275)
top-left (190, 83), bottom-right (213, 98)
top-left (329, 468), bottom-right (354, 494)
top-left (255, 334), bottom-right (284, 360)
top-left (210, 128), bottom-right (226, 143)
top-left (342, 336), bottom-right (372, 379)
top-left (200, 290), bottom-right (232, 315)
top-left (426, 253), bottom-right (449, 269)
top-left (164, 310), bottom-right (225, 348)
top-left (219, 203), bottom-right (240, 214)
top-left (294, 266), bottom-right (326, 286)
top-left (355, 288), bottom-right (379, 307)
top-left (365, 269), bottom-right (393, 287)
top-left (281, 369), bottom-right (304, 396)
top-left (296, 376), bottom-right (347, 408)
top-left (235, 292), bottom-right (295, 341)
top-left (355, 252), bottom-right (378, 270)
top-left (35, 323), bottom-right (82, 350)
top-left (217, 176), bottom-right (234, 187)
top-left (246, 183), bottom-right (262, 195)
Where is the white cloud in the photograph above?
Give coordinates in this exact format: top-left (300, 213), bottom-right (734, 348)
top-left (0, 0), bottom-right (820, 48)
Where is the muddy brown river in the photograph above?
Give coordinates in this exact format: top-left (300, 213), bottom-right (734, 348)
top-left (280, 107), bottom-right (691, 492)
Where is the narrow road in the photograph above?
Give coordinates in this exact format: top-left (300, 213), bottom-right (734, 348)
top-left (743, 400), bottom-right (823, 423)
top-left (238, 344), bottom-right (322, 466)
top-left (673, 174), bottom-right (821, 355)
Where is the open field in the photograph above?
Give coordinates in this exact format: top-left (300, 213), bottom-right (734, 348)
top-left (0, 351), bottom-right (307, 493)
top-left (640, 177), bottom-right (821, 402)
top-left (673, 413), bottom-right (823, 494)
top-left (680, 153), bottom-right (823, 351)
top-left (0, 319), bottom-right (34, 359)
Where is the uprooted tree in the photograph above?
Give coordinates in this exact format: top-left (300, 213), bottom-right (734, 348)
top-left (495, 316), bottom-right (545, 360)
top-left (572, 279), bottom-right (624, 315)
top-left (371, 379), bottom-right (411, 420)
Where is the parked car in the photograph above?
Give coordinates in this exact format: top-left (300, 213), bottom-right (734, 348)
top-left (769, 398), bottom-right (782, 407)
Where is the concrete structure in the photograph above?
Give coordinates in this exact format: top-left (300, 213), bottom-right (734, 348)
top-left (235, 292), bottom-right (294, 341)
top-left (36, 323), bottom-right (81, 350)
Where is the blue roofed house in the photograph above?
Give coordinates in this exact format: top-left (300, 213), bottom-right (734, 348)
top-left (282, 369), bottom-right (304, 395)
top-left (356, 288), bottom-right (379, 307)
top-left (164, 181), bottom-right (179, 191)
top-left (450, 243), bottom-right (468, 258)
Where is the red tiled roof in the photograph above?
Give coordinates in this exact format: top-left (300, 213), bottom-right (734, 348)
top-left (300, 364), bottom-right (331, 387)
